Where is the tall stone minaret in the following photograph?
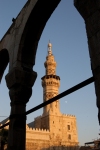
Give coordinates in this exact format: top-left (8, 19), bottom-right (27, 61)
top-left (41, 42), bottom-right (60, 115)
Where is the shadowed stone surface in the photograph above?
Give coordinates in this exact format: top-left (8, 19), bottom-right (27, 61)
top-left (74, 0), bottom-right (100, 124)
top-left (5, 67), bottom-right (37, 150)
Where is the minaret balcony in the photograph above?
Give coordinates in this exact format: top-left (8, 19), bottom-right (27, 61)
top-left (41, 75), bottom-right (60, 87)
top-left (41, 75), bottom-right (60, 80)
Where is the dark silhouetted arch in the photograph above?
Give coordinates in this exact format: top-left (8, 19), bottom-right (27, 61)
top-left (0, 49), bottom-right (9, 82)
top-left (18, 0), bottom-right (61, 71)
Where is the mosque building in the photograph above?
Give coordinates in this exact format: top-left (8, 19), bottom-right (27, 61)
top-left (0, 42), bottom-right (79, 150)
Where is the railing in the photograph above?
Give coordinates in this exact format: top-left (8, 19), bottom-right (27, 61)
top-left (0, 76), bottom-right (94, 129)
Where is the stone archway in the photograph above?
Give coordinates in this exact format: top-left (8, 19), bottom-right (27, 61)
top-left (0, 1), bottom-right (61, 150)
top-left (74, 0), bottom-right (100, 125)
top-left (0, 0), bottom-right (100, 150)
top-left (18, 0), bottom-right (61, 71)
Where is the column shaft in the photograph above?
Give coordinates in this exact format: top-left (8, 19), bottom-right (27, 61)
top-left (5, 67), bottom-right (37, 150)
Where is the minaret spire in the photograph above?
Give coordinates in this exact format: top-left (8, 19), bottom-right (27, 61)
top-left (45, 42), bottom-right (56, 75)
top-left (48, 41), bottom-right (52, 56)
top-left (41, 42), bottom-right (60, 115)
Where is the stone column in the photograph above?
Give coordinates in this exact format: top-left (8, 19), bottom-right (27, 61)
top-left (74, 0), bottom-right (100, 124)
top-left (5, 67), bottom-right (37, 150)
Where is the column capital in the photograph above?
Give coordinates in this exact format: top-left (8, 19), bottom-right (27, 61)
top-left (5, 67), bottom-right (37, 104)
top-left (6, 67), bottom-right (37, 89)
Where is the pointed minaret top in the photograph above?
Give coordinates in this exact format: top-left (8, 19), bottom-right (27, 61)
top-left (48, 41), bottom-right (52, 55)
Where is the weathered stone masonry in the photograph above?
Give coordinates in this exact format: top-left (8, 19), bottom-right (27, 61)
top-left (25, 43), bottom-right (79, 149)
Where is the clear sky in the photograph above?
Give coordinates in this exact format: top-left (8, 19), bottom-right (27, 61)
top-left (0, 0), bottom-right (100, 146)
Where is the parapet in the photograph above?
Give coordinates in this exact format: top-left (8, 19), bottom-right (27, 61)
top-left (62, 113), bottom-right (76, 118)
top-left (26, 126), bottom-right (49, 133)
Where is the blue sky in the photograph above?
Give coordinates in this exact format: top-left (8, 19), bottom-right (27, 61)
top-left (0, 0), bottom-right (99, 146)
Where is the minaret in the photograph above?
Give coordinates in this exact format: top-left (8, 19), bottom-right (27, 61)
top-left (41, 42), bottom-right (60, 115)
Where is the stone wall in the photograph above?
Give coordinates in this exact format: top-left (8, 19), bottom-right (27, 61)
top-left (26, 127), bottom-right (50, 140)
top-left (26, 113), bottom-right (78, 149)
top-left (26, 127), bottom-right (50, 150)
